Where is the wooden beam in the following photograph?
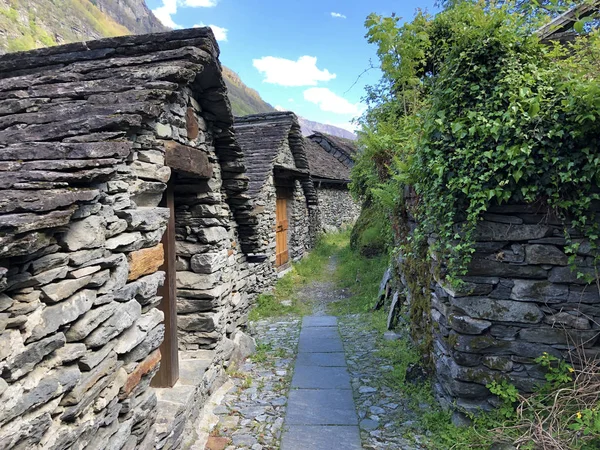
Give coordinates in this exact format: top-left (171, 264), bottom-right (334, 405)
top-left (536, 1), bottom-right (599, 41)
top-left (164, 140), bottom-right (213, 178)
top-left (151, 181), bottom-right (179, 388)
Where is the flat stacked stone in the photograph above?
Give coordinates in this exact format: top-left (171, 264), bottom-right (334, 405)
top-left (0, 27), bottom-right (277, 450)
top-left (395, 201), bottom-right (600, 416)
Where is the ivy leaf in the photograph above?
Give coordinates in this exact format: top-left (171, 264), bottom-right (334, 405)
top-left (529, 101), bottom-right (540, 117)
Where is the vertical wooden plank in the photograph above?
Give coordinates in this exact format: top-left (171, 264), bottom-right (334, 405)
top-left (151, 181), bottom-right (179, 388)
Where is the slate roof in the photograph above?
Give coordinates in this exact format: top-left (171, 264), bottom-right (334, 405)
top-left (233, 112), bottom-right (317, 204)
top-left (305, 132), bottom-right (359, 184)
top-left (0, 27), bottom-right (261, 255)
top-left (304, 138), bottom-right (351, 182)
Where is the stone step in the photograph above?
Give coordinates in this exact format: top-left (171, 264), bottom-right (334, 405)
top-left (154, 350), bottom-right (218, 449)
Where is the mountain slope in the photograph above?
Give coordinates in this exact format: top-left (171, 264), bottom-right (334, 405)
top-left (223, 67), bottom-right (277, 117)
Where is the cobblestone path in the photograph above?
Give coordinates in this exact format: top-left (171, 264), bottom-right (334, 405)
top-left (280, 315), bottom-right (361, 449)
top-left (200, 256), bottom-right (423, 450)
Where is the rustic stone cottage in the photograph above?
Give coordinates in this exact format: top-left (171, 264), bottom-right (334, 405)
top-left (305, 132), bottom-right (360, 230)
top-left (234, 112), bottom-right (320, 270)
top-left (0, 28), bottom-right (276, 449)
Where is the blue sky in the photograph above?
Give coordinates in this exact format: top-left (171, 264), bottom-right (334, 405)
top-left (146, 0), bottom-right (437, 133)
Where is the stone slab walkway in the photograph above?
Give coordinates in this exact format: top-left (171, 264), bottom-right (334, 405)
top-left (281, 315), bottom-right (361, 450)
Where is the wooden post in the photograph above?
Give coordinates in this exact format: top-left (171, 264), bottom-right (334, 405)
top-left (152, 181), bottom-right (179, 388)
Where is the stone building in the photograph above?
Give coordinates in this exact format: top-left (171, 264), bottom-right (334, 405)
top-left (0, 28), bottom-right (275, 449)
top-left (234, 112), bottom-right (320, 270)
top-left (305, 132), bottom-right (360, 230)
top-left (390, 197), bottom-right (600, 417)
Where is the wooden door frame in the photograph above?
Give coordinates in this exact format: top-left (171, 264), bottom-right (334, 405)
top-left (151, 181), bottom-right (179, 388)
top-left (275, 185), bottom-right (292, 269)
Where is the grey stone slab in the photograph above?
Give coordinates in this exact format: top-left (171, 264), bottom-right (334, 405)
top-left (303, 316), bottom-right (337, 327)
top-left (295, 352), bottom-right (347, 367)
top-left (286, 389), bottom-right (358, 425)
top-left (292, 366), bottom-right (351, 389)
top-left (299, 327), bottom-right (340, 340)
top-left (298, 337), bottom-right (344, 353)
top-left (281, 426), bottom-right (361, 450)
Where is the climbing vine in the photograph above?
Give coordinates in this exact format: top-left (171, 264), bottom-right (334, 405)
top-left (353, 0), bottom-right (600, 350)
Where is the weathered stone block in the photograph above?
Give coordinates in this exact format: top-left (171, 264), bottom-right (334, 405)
top-left (450, 296), bottom-right (544, 323)
top-left (121, 349), bottom-right (161, 398)
top-left (85, 300), bottom-right (141, 348)
top-left (60, 215), bottom-right (106, 251)
top-left (190, 250), bottom-right (227, 274)
top-left (66, 302), bottom-right (118, 342)
top-left (41, 276), bottom-right (92, 303)
top-left (519, 327), bottom-right (599, 346)
top-left (131, 161), bottom-right (171, 183)
top-left (549, 266), bottom-right (597, 285)
top-left (544, 312), bottom-right (590, 330)
top-left (448, 314), bottom-right (492, 335)
top-left (510, 280), bottom-right (568, 303)
top-left (178, 312), bottom-right (220, 332)
top-left (176, 271), bottom-right (220, 290)
top-left (525, 244), bottom-right (568, 265)
top-left (164, 140), bottom-right (212, 178)
top-left (2, 332), bottom-right (66, 381)
top-left (127, 244), bottom-right (164, 281)
top-left (116, 207), bottom-right (170, 231)
top-left (27, 289), bottom-right (96, 343)
top-left (474, 221), bottom-right (551, 241)
top-left (468, 258), bottom-right (547, 279)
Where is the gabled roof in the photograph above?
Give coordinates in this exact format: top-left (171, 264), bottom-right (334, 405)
top-left (233, 112), bottom-right (314, 200)
top-left (308, 132), bottom-right (358, 169)
top-left (304, 138), bottom-right (351, 183)
top-left (536, 1), bottom-right (599, 43)
top-left (0, 28), bottom-right (261, 254)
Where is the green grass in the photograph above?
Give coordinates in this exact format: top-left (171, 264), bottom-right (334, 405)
top-left (248, 232), bottom-right (350, 321)
top-left (328, 234), bottom-right (388, 316)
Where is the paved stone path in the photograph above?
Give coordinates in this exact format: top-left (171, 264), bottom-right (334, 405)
top-left (280, 315), bottom-right (361, 450)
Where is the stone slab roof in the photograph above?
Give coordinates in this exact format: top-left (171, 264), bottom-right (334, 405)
top-left (307, 132), bottom-right (358, 172)
top-left (0, 27), bottom-right (260, 255)
top-left (304, 138), bottom-right (351, 183)
top-left (233, 112), bottom-right (317, 204)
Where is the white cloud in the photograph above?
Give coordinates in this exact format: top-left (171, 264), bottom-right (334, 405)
top-left (288, 98), bottom-right (294, 103)
top-left (153, 0), bottom-right (181, 28)
top-left (303, 88), bottom-right (363, 115)
top-left (331, 12), bottom-right (347, 19)
top-left (274, 105), bottom-right (286, 111)
top-left (183, 0), bottom-right (217, 6)
top-left (153, 0), bottom-right (218, 29)
top-left (194, 23), bottom-right (228, 41)
top-left (253, 56), bottom-right (336, 87)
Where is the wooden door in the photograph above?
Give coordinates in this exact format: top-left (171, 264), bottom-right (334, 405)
top-left (275, 195), bottom-right (289, 267)
top-left (152, 181), bottom-right (179, 388)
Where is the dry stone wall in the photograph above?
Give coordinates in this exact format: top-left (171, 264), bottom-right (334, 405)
top-left (402, 204), bottom-right (600, 415)
top-left (316, 185), bottom-right (360, 231)
top-left (0, 28), bottom-right (274, 450)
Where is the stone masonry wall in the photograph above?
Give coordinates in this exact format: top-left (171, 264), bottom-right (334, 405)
top-left (417, 204), bottom-right (600, 415)
top-left (289, 179), bottom-right (312, 261)
top-left (316, 185), bottom-right (360, 231)
top-left (0, 29), bottom-right (273, 450)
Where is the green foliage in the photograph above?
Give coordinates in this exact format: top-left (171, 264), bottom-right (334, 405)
top-left (328, 233), bottom-right (388, 316)
top-left (350, 203), bottom-right (391, 257)
top-left (359, 1), bottom-right (600, 287)
top-left (535, 352), bottom-right (574, 387)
